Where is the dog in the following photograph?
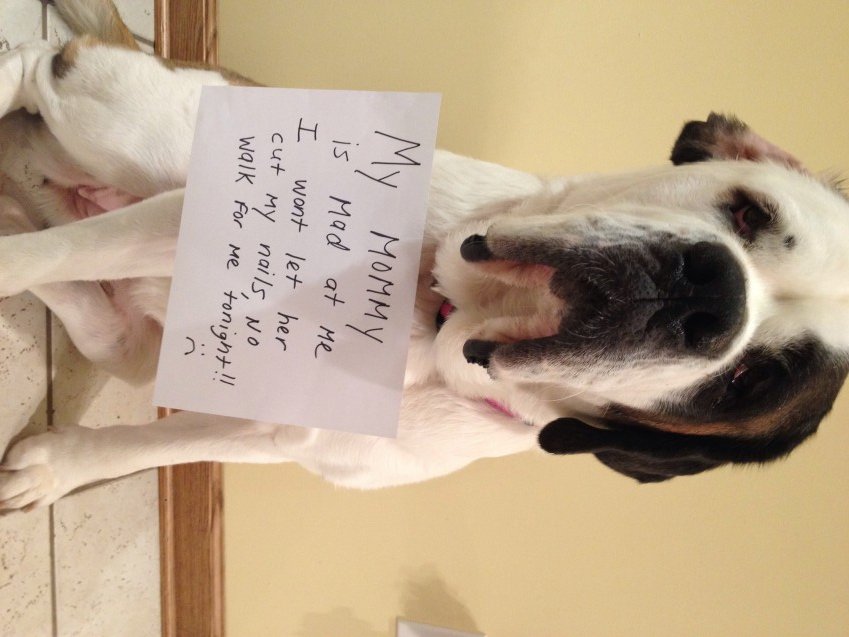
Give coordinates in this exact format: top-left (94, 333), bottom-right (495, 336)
top-left (0, 0), bottom-right (847, 510)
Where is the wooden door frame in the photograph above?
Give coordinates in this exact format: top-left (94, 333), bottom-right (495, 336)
top-left (154, 2), bottom-right (224, 636)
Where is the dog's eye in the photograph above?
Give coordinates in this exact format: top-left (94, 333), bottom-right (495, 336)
top-left (727, 362), bottom-right (751, 398)
top-left (731, 202), bottom-right (773, 242)
top-left (726, 190), bottom-right (776, 243)
top-left (725, 360), bottom-right (776, 401)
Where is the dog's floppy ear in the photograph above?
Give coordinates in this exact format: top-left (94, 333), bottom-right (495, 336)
top-left (538, 417), bottom-right (725, 483)
top-left (670, 112), bottom-right (805, 172)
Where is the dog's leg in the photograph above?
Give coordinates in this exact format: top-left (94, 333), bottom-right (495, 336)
top-left (0, 387), bottom-right (536, 509)
top-left (0, 195), bottom-right (160, 381)
top-left (0, 412), bottom-right (289, 510)
top-left (0, 188), bottom-right (183, 297)
top-left (31, 281), bottom-right (162, 383)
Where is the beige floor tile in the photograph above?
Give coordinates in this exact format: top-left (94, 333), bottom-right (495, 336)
top-left (0, 295), bottom-right (52, 637)
top-left (52, 472), bottom-right (160, 637)
top-left (44, 4), bottom-right (73, 44)
top-left (50, 327), bottom-right (161, 637)
top-left (112, 0), bottom-right (155, 41)
top-left (0, 0), bottom-right (42, 50)
top-left (0, 6), bottom-right (53, 635)
top-left (0, 294), bottom-right (48, 448)
top-left (47, 0), bottom-right (154, 52)
top-left (0, 508), bottom-right (53, 637)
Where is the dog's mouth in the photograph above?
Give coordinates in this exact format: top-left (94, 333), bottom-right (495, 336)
top-left (434, 298), bottom-right (455, 331)
top-left (452, 231), bottom-right (748, 369)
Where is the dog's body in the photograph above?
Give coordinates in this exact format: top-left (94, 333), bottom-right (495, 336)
top-left (1, 0), bottom-right (848, 509)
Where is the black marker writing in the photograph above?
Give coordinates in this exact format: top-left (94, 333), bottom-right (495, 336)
top-left (314, 325), bottom-right (335, 358)
top-left (245, 315), bottom-right (261, 346)
top-left (297, 118), bottom-right (318, 142)
top-left (275, 311), bottom-right (299, 350)
top-left (323, 278), bottom-right (345, 307)
top-left (370, 130), bottom-right (422, 166)
top-left (256, 243), bottom-right (272, 276)
top-left (332, 139), bottom-right (358, 162)
top-left (236, 136), bottom-right (256, 184)
top-left (214, 370), bottom-right (237, 386)
top-left (344, 230), bottom-right (401, 345)
top-left (270, 132), bottom-right (285, 175)
top-left (226, 243), bottom-right (241, 269)
top-left (232, 200), bottom-right (247, 229)
top-left (252, 192), bottom-right (278, 223)
top-left (284, 252), bottom-right (306, 289)
top-left (345, 322), bottom-right (384, 344)
top-left (354, 168), bottom-right (400, 189)
top-left (210, 290), bottom-right (238, 367)
top-left (326, 195), bottom-right (353, 251)
top-left (290, 179), bottom-right (308, 232)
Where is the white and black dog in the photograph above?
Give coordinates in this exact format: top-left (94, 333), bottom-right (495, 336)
top-left (0, 0), bottom-right (847, 510)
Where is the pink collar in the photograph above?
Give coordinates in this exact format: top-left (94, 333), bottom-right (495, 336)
top-left (485, 397), bottom-right (521, 419)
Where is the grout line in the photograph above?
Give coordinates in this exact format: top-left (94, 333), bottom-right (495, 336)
top-left (46, 309), bottom-right (58, 637)
top-left (41, 9), bottom-right (57, 635)
top-left (49, 506), bottom-right (58, 637)
top-left (134, 33), bottom-right (155, 48)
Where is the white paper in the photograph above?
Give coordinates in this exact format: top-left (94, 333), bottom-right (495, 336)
top-left (397, 619), bottom-right (485, 637)
top-left (154, 87), bottom-right (440, 437)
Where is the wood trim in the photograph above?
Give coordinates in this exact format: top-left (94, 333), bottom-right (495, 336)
top-left (154, 0), bottom-right (218, 64)
top-left (158, 444), bottom-right (224, 637)
top-left (154, 2), bottom-right (223, 636)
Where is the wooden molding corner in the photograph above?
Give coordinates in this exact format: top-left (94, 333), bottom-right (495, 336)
top-left (159, 450), bottom-right (224, 637)
top-left (154, 2), bottom-right (224, 635)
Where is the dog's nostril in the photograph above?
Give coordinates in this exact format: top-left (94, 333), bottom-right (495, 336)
top-left (682, 311), bottom-right (723, 352)
top-left (682, 242), bottom-right (728, 285)
top-left (463, 339), bottom-right (498, 368)
top-left (460, 234), bottom-right (494, 262)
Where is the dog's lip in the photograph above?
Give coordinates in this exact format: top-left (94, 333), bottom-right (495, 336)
top-left (460, 234), bottom-right (494, 262)
top-left (459, 234), bottom-right (557, 289)
top-left (463, 339), bottom-right (499, 368)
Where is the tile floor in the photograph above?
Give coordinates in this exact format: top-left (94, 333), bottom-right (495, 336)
top-left (0, 3), bottom-right (161, 636)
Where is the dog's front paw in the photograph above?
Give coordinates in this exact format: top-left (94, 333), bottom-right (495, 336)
top-left (0, 427), bottom-right (86, 511)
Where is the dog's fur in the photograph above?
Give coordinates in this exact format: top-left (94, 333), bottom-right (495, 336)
top-left (0, 0), bottom-right (848, 509)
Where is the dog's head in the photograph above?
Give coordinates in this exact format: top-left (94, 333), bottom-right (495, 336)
top-left (434, 114), bottom-right (849, 482)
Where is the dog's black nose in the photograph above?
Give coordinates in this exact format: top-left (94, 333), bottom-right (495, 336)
top-left (681, 242), bottom-right (741, 289)
top-left (460, 234), bottom-right (494, 262)
top-left (463, 339), bottom-right (499, 368)
top-left (677, 242), bottom-right (746, 354)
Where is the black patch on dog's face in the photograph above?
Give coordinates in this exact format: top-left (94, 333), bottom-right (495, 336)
top-left (665, 339), bottom-right (846, 428)
top-left (539, 338), bottom-right (849, 482)
top-left (670, 113), bottom-right (749, 165)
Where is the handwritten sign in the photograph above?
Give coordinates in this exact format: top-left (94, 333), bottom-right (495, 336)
top-left (154, 87), bottom-right (440, 437)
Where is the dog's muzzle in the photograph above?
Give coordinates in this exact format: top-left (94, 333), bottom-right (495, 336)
top-left (460, 234), bottom-right (747, 368)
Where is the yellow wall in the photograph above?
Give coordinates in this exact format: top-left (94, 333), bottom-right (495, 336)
top-left (220, 2), bottom-right (849, 635)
